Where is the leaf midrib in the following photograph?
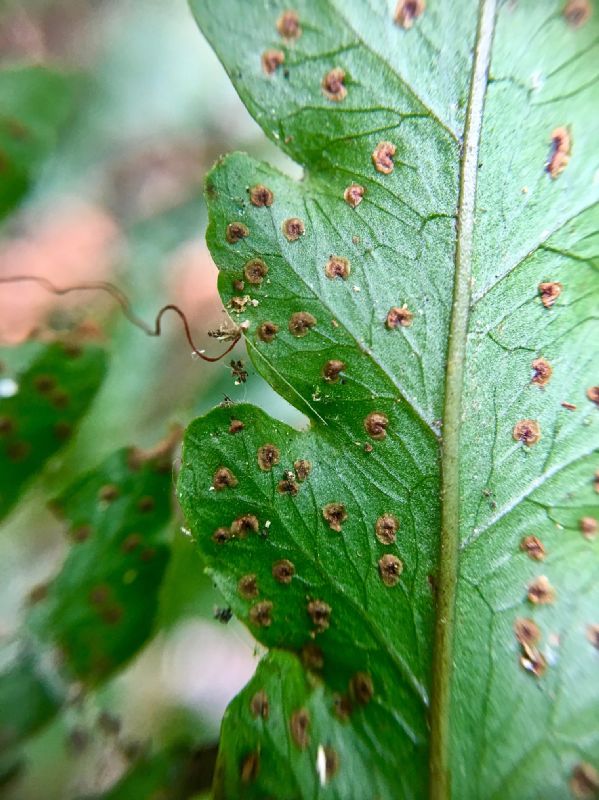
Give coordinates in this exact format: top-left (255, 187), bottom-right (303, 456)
top-left (430, 2), bottom-right (497, 799)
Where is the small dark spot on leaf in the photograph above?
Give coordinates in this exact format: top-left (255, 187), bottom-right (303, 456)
top-left (325, 255), bottom-right (351, 280)
top-left (586, 624), bottom-right (599, 650)
top-left (386, 306), bottom-right (413, 328)
top-left (307, 599), bottom-right (331, 632)
top-left (520, 535), bottom-right (546, 561)
top-left (54, 421), bottom-right (72, 440)
top-left (561, 401), bottom-right (577, 410)
top-left (333, 693), bottom-right (353, 721)
top-left (240, 750), bottom-right (260, 784)
top-left (51, 390), bottom-right (69, 410)
top-left (538, 281), bottom-right (562, 308)
top-left (257, 321), bottom-right (279, 342)
top-left (97, 710), bottom-right (121, 735)
top-left (140, 547), bottom-right (156, 561)
top-left (586, 386), bottom-right (599, 406)
top-left (323, 746), bottom-right (340, 781)
top-left (213, 526), bottom-right (232, 544)
top-left (277, 9), bottom-right (301, 39)
top-left (122, 533), bottom-right (142, 553)
top-left (226, 222), bottom-right (249, 243)
top-left (513, 419), bottom-right (541, 446)
top-left (101, 605), bottom-right (123, 625)
top-left (229, 418), bottom-right (245, 434)
top-left (244, 258), bottom-right (269, 285)
top-left (350, 671), bottom-right (373, 706)
top-left (344, 183), bottom-right (365, 207)
top-left (375, 514), bottom-right (399, 545)
top-left (394, 0), bottom-right (425, 29)
top-left (289, 311), bottom-right (316, 336)
top-left (294, 459), bottom-right (311, 481)
top-left (372, 141), bottom-right (396, 174)
top-left (514, 617), bottom-right (540, 647)
top-left (519, 642), bottom-right (547, 678)
top-left (233, 279), bottom-right (245, 291)
top-left (34, 374), bottom-right (56, 393)
top-left (322, 502), bottom-right (347, 532)
top-left (249, 183), bottom-right (274, 207)
top-left (364, 411), bottom-right (389, 440)
top-left (249, 600), bottom-right (273, 627)
top-left (89, 585), bottom-right (110, 605)
top-left (7, 440), bottom-right (31, 461)
top-left (138, 496), bottom-right (155, 513)
top-left (322, 359), bottom-right (345, 382)
top-left (27, 583), bottom-right (49, 605)
top-left (322, 67), bottom-right (347, 101)
top-left (71, 524), bottom-right (92, 543)
top-left (531, 357), bottom-right (552, 386)
top-left (257, 443), bottom-right (280, 471)
top-left (0, 416), bottom-right (15, 436)
top-left (378, 553), bottom-right (403, 586)
top-left (231, 514), bottom-right (260, 537)
top-left (277, 476), bottom-right (298, 495)
top-left (282, 217), bottom-right (305, 241)
top-left (527, 575), bottom-right (555, 605)
top-left (290, 708), bottom-right (310, 749)
top-left (99, 484), bottom-right (120, 502)
top-left (570, 762), bottom-right (599, 798)
top-left (546, 126), bottom-right (571, 178)
top-left (261, 49), bottom-right (285, 75)
top-left (564, 0), bottom-right (592, 29)
top-left (213, 466), bottom-right (238, 490)
top-left (302, 643), bottom-right (324, 670)
top-left (238, 573), bottom-right (259, 599)
top-left (250, 690), bottom-right (269, 719)
top-left (580, 516), bottom-right (598, 540)
top-left (272, 558), bottom-right (295, 583)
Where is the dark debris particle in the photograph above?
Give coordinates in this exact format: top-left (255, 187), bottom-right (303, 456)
top-left (213, 466), bottom-right (238, 490)
top-left (289, 311), bottom-right (316, 337)
top-left (394, 0), bottom-right (426, 29)
top-left (378, 553), bottom-right (403, 586)
top-left (307, 599), bottom-right (331, 632)
top-left (322, 502), bottom-right (347, 532)
top-left (520, 535), bottom-right (546, 561)
top-left (257, 443), bottom-right (280, 471)
top-left (364, 411), bottom-right (389, 440)
top-left (231, 514), bottom-right (260, 537)
top-left (372, 141), bottom-right (396, 174)
top-left (250, 690), bottom-right (269, 719)
top-left (214, 606), bottom-right (233, 624)
top-left (261, 49), bottom-right (285, 75)
top-left (375, 514), bottom-right (400, 545)
top-left (249, 600), bottom-right (273, 627)
top-left (238, 573), bottom-right (259, 600)
top-left (226, 222), bottom-right (249, 244)
top-left (272, 558), bottom-right (295, 583)
top-left (282, 217), bottom-right (305, 241)
top-left (513, 419), bottom-right (541, 446)
top-left (350, 671), bottom-right (373, 705)
top-left (257, 321), bottom-right (279, 342)
top-left (322, 67), bottom-right (347, 101)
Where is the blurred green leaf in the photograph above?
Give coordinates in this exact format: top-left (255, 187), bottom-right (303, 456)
top-left (28, 443), bottom-right (174, 683)
top-left (0, 66), bottom-right (77, 219)
top-left (0, 341), bottom-right (107, 522)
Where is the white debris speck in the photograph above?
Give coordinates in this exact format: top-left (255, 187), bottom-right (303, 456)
top-left (180, 527), bottom-right (192, 538)
top-left (352, 285), bottom-right (361, 292)
top-left (530, 70), bottom-right (544, 92)
top-left (0, 378), bottom-right (18, 398)
top-left (209, 486), bottom-right (215, 492)
top-left (265, 520), bottom-right (271, 529)
top-left (316, 744), bottom-right (327, 786)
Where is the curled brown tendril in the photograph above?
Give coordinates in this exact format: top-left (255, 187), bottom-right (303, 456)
top-left (0, 275), bottom-right (241, 362)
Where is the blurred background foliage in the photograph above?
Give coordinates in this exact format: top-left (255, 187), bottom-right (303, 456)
top-left (0, 0), bottom-right (305, 796)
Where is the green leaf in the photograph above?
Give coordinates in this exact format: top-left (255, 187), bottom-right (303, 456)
top-left (28, 444), bottom-right (173, 683)
top-left (0, 341), bottom-right (107, 522)
top-left (179, 1), bottom-right (599, 798)
top-left (0, 66), bottom-right (77, 219)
